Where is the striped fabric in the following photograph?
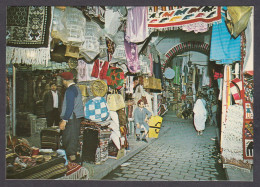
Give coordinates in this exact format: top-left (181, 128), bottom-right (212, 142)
top-left (210, 11), bottom-right (241, 64)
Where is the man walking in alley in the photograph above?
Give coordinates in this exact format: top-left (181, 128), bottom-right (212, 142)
top-left (43, 82), bottom-right (62, 127)
top-left (59, 72), bottom-right (85, 163)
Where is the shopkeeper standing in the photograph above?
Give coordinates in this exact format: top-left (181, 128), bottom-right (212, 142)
top-left (59, 72), bottom-right (84, 162)
top-left (43, 82), bottom-right (62, 127)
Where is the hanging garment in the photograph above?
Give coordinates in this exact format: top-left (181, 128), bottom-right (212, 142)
top-left (126, 76), bottom-right (134, 94)
top-left (210, 10), bottom-right (241, 64)
top-left (193, 99), bottom-right (207, 131)
top-left (124, 38), bottom-right (140, 73)
top-left (77, 60), bottom-right (97, 81)
top-left (125, 7), bottom-right (149, 43)
top-left (202, 67), bottom-right (210, 86)
top-left (105, 9), bottom-right (122, 36)
top-left (153, 55), bottom-right (163, 86)
top-left (244, 11), bottom-right (254, 75)
top-left (91, 59), bottom-right (109, 80)
top-left (173, 66), bottom-right (180, 85)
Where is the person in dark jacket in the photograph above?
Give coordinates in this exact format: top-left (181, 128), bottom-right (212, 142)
top-left (59, 72), bottom-right (85, 163)
top-left (43, 82), bottom-right (62, 127)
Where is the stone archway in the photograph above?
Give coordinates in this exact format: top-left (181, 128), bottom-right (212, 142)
top-left (161, 41), bottom-right (210, 71)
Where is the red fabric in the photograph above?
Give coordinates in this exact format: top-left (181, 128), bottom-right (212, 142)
top-left (91, 59), bottom-right (109, 80)
top-left (213, 72), bottom-right (223, 80)
top-left (60, 72), bottom-right (74, 80)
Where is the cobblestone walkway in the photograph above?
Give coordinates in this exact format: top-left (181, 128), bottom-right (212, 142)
top-left (103, 115), bottom-right (227, 181)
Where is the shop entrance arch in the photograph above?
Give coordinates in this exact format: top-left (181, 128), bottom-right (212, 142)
top-left (162, 41), bottom-right (210, 71)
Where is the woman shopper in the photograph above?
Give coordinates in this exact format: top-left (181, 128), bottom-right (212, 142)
top-left (133, 99), bottom-right (152, 142)
top-left (193, 94), bottom-right (207, 135)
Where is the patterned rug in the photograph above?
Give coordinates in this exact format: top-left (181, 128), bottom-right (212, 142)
top-left (148, 6), bottom-right (221, 32)
top-left (7, 6), bottom-right (51, 48)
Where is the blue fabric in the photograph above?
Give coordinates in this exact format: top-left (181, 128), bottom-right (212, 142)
top-left (210, 11), bottom-right (241, 64)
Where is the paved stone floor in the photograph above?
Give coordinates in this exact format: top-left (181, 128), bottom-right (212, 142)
top-left (103, 113), bottom-right (227, 181)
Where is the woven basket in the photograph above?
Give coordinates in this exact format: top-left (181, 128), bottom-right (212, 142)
top-left (91, 80), bottom-right (108, 97)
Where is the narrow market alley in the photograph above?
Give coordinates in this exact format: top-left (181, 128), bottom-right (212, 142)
top-left (103, 111), bottom-right (227, 181)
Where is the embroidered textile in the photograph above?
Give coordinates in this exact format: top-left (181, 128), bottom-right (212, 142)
top-left (7, 6), bottom-right (51, 48)
top-left (148, 6), bottom-right (221, 32)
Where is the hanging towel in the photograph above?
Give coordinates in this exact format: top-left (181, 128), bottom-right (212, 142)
top-left (210, 9), bottom-right (241, 64)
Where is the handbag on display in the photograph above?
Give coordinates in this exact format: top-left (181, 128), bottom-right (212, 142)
top-left (226, 6), bottom-right (253, 38)
top-left (107, 91), bottom-right (125, 111)
top-left (84, 97), bottom-right (110, 122)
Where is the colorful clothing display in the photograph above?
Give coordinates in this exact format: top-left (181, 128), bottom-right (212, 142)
top-left (210, 11), bottom-right (241, 64)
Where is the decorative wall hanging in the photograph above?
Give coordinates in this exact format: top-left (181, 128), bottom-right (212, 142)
top-left (7, 6), bottom-right (51, 48)
top-left (148, 6), bottom-right (221, 32)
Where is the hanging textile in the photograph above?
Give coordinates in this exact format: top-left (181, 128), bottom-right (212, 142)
top-left (79, 21), bottom-right (101, 61)
top-left (172, 66), bottom-right (180, 85)
top-left (243, 11), bottom-right (254, 75)
top-left (124, 37), bottom-right (140, 74)
top-left (125, 7), bottom-right (149, 43)
top-left (220, 65), bottom-right (231, 152)
top-left (147, 6), bottom-right (221, 32)
top-left (7, 6), bottom-right (51, 48)
top-left (91, 59), bottom-right (109, 80)
top-left (221, 105), bottom-right (251, 169)
top-left (210, 9), bottom-right (241, 64)
top-left (202, 67), bottom-right (210, 86)
top-left (153, 57), bottom-right (163, 79)
top-left (77, 59), bottom-right (97, 82)
top-left (105, 37), bottom-right (115, 62)
top-left (110, 32), bottom-right (127, 64)
top-left (105, 9), bottom-right (122, 36)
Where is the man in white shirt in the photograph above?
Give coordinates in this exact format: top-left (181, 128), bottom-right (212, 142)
top-left (43, 82), bottom-right (62, 127)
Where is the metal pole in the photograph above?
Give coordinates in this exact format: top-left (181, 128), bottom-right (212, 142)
top-left (12, 65), bottom-right (16, 136)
